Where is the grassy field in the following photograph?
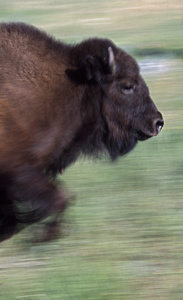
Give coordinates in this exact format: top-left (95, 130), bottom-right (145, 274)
top-left (0, 1), bottom-right (183, 299)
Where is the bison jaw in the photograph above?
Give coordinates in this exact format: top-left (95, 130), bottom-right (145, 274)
top-left (104, 134), bottom-right (138, 160)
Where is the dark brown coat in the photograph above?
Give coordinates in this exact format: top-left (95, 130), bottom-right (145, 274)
top-left (0, 23), bottom-right (163, 241)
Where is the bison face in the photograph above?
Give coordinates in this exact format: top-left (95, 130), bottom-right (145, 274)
top-left (86, 46), bottom-right (163, 159)
top-left (67, 40), bottom-right (164, 160)
top-left (102, 75), bottom-right (164, 158)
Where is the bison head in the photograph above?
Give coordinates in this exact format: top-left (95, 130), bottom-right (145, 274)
top-left (67, 39), bottom-right (164, 161)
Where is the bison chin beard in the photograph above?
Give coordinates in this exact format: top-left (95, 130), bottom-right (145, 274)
top-left (105, 135), bottom-right (137, 161)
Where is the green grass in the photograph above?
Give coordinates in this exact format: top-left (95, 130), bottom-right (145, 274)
top-left (0, 0), bottom-right (182, 50)
top-left (0, 1), bottom-right (183, 299)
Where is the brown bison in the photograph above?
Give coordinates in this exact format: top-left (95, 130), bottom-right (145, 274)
top-left (0, 23), bottom-right (163, 242)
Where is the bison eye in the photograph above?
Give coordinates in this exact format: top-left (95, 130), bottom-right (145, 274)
top-left (122, 84), bottom-right (134, 95)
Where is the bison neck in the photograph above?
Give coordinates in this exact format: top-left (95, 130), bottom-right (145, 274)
top-left (46, 85), bottom-right (105, 177)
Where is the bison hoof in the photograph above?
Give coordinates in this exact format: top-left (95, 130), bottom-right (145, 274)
top-left (33, 221), bottom-right (62, 243)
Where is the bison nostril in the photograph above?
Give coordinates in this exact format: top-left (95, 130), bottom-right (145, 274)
top-left (153, 118), bottom-right (164, 134)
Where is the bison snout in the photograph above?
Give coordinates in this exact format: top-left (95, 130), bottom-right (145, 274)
top-left (152, 114), bottom-right (164, 136)
top-left (135, 112), bottom-right (164, 141)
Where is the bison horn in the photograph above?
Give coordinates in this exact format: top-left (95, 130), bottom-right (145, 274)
top-left (108, 46), bottom-right (116, 74)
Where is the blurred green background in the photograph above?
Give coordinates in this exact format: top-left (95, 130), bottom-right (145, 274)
top-left (0, 0), bottom-right (183, 299)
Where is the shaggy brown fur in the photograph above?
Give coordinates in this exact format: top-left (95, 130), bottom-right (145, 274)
top-left (0, 23), bottom-right (163, 242)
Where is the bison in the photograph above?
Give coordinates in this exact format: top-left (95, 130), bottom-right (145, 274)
top-left (0, 22), bottom-right (163, 242)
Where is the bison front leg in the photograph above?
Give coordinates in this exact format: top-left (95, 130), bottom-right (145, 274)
top-left (6, 167), bottom-right (68, 242)
top-left (33, 182), bottom-right (74, 243)
top-left (0, 189), bottom-right (19, 242)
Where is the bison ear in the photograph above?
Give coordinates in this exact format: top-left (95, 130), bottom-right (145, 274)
top-left (84, 47), bottom-right (117, 81)
top-left (83, 55), bottom-right (105, 83)
top-left (65, 47), bottom-right (116, 84)
top-left (65, 56), bottom-right (105, 84)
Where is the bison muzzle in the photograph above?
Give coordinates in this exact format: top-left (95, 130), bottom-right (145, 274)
top-left (0, 23), bottom-right (164, 242)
